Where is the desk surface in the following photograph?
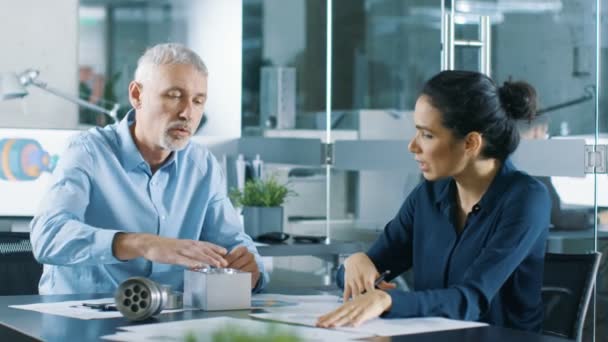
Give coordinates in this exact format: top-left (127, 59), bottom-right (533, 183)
top-left (0, 293), bottom-right (570, 342)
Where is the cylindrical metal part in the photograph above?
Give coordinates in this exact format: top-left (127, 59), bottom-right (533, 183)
top-left (160, 284), bottom-right (183, 310)
top-left (114, 277), bottom-right (163, 321)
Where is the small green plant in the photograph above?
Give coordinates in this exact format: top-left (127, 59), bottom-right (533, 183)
top-left (229, 176), bottom-right (295, 208)
top-left (184, 324), bottom-right (303, 342)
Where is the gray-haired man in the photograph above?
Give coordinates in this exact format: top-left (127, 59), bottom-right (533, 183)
top-left (31, 43), bottom-right (267, 294)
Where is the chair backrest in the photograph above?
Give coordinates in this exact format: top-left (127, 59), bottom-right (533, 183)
top-left (0, 232), bottom-right (42, 295)
top-left (542, 252), bottom-right (602, 341)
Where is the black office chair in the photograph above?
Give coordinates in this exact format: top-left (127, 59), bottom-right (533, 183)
top-left (0, 232), bottom-right (43, 295)
top-left (542, 252), bottom-right (602, 341)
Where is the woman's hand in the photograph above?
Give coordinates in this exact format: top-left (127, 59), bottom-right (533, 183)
top-left (343, 253), bottom-right (396, 301)
top-left (316, 289), bottom-right (392, 328)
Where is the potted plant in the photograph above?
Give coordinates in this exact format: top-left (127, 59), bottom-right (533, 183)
top-left (229, 176), bottom-right (295, 240)
top-left (185, 324), bottom-right (303, 342)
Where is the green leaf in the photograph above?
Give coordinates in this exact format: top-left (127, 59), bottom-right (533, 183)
top-left (228, 176), bottom-right (296, 208)
top-left (183, 323), bottom-right (303, 342)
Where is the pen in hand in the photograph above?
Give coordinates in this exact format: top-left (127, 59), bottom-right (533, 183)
top-left (338, 269), bottom-right (393, 303)
top-left (374, 270), bottom-right (391, 288)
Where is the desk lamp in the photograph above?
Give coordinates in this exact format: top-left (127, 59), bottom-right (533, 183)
top-left (0, 69), bottom-right (119, 122)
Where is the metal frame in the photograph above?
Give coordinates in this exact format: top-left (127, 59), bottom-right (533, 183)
top-left (441, 13), bottom-right (492, 76)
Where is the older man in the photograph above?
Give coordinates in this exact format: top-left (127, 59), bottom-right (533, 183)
top-left (31, 43), bottom-right (267, 294)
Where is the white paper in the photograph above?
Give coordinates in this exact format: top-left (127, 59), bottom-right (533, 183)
top-left (250, 313), bottom-right (488, 337)
top-left (102, 316), bottom-right (372, 341)
top-left (9, 293), bottom-right (338, 320)
top-left (252, 293), bottom-right (342, 303)
top-left (251, 293), bottom-right (343, 314)
top-left (10, 298), bottom-right (192, 320)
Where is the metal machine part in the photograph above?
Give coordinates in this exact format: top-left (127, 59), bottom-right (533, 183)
top-left (114, 277), bottom-right (183, 321)
top-left (184, 268), bottom-right (251, 311)
top-left (160, 284), bottom-right (183, 310)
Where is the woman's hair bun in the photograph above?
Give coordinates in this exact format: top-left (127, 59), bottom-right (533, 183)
top-left (498, 81), bottom-right (538, 121)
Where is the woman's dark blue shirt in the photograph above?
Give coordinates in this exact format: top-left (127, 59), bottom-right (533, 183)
top-left (338, 160), bottom-right (551, 331)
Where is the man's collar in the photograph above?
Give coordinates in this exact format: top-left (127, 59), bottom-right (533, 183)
top-left (117, 109), bottom-right (147, 172)
top-left (116, 109), bottom-right (180, 173)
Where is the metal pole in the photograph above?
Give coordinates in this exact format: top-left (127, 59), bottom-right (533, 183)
top-left (448, 13), bottom-right (455, 70)
top-left (479, 16), bottom-right (491, 76)
top-left (440, 0), bottom-right (448, 70)
top-left (324, 0), bottom-right (333, 245)
top-left (31, 82), bottom-right (118, 122)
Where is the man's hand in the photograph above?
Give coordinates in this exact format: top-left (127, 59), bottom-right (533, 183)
top-left (225, 246), bottom-right (260, 288)
top-left (113, 233), bottom-right (228, 269)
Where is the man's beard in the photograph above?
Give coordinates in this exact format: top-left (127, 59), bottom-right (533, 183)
top-left (159, 120), bottom-right (192, 151)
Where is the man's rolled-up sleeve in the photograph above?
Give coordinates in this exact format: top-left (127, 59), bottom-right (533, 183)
top-left (30, 136), bottom-right (124, 266)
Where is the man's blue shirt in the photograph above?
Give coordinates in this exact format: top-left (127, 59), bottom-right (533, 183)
top-left (337, 160), bottom-right (550, 331)
top-left (31, 111), bottom-right (268, 294)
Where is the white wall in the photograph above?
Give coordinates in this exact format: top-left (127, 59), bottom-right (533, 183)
top-left (0, 0), bottom-right (79, 128)
top-left (171, 0), bottom-right (242, 138)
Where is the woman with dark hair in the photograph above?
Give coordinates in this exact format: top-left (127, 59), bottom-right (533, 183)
top-left (317, 70), bottom-right (551, 332)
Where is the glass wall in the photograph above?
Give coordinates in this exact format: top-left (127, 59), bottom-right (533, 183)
top-left (1, 0), bottom-right (605, 338)
top-left (78, 0), bottom-right (243, 137)
top-left (242, 0), bottom-right (327, 131)
top-left (79, 0), bottom-right (176, 126)
top-left (455, 0), bottom-right (604, 339)
top-left (73, 0), bottom-right (608, 337)
top-left (242, 0), bottom-right (606, 340)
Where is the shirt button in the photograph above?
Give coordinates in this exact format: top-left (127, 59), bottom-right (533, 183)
top-left (151, 181), bottom-right (157, 186)
top-left (161, 215), bottom-right (166, 220)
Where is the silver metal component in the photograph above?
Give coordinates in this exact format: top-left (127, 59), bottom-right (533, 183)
top-left (160, 284), bottom-right (183, 310)
top-left (480, 16), bottom-right (492, 76)
top-left (114, 277), bottom-right (182, 321)
top-left (184, 268), bottom-right (251, 311)
top-left (585, 145), bottom-right (607, 173)
top-left (447, 12), bottom-right (455, 70)
top-left (4, 69), bottom-right (120, 122)
top-left (441, 13), bottom-right (492, 76)
top-left (114, 277), bottom-right (163, 321)
top-left (260, 66), bottom-right (296, 129)
top-left (322, 143), bottom-right (333, 165)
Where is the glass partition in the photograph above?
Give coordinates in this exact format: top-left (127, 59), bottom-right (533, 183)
top-left (3, 0), bottom-right (605, 337)
top-left (239, 0), bottom-right (332, 287)
top-left (76, 0), bottom-right (606, 337)
top-left (242, 0), bottom-right (327, 133)
top-left (328, 0), bottom-right (605, 339)
top-left (78, 0), bottom-right (243, 137)
top-left (452, 0), bottom-right (603, 339)
top-left (325, 0), bottom-right (444, 234)
top-left (79, 0), bottom-right (175, 126)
